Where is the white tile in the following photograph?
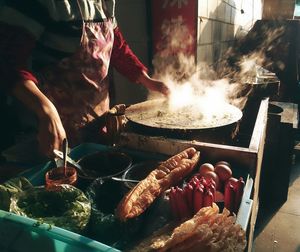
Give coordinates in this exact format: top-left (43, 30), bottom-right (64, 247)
top-left (207, 0), bottom-right (218, 19)
top-left (217, 1), bottom-right (226, 22)
top-left (253, 0), bottom-right (263, 20)
top-left (231, 6), bottom-right (237, 24)
top-left (228, 0), bottom-right (236, 6)
top-left (197, 44), bottom-right (206, 63)
top-left (198, 0), bottom-right (208, 18)
top-left (225, 3), bottom-right (232, 23)
top-left (197, 17), bottom-right (202, 44)
top-left (205, 44), bottom-right (213, 65)
top-left (212, 42), bottom-right (221, 62)
top-left (232, 0), bottom-right (242, 10)
top-left (227, 23), bottom-right (235, 41)
top-left (212, 20), bottom-right (222, 42)
top-left (197, 44), bottom-right (213, 64)
top-left (199, 18), bottom-right (212, 44)
top-left (221, 23), bottom-right (228, 41)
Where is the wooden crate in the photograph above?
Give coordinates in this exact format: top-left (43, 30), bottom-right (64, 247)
top-left (119, 98), bottom-right (270, 251)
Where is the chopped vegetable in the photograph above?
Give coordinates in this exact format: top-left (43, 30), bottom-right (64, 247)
top-left (10, 184), bottom-right (91, 233)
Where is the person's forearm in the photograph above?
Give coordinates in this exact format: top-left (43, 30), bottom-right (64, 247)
top-left (12, 80), bottom-right (56, 119)
top-left (12, 80), bottom-right (66, 157)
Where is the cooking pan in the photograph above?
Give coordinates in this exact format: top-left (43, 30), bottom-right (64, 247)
top-left (125, 99), bottom-right (243, 143)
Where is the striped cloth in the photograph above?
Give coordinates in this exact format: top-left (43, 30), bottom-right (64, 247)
top-left (0, 0), bottom-right (147, 91)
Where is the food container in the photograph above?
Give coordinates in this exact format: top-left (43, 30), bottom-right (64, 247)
top-left (77, 151), bottom-right (132, 183)
top-left (45, 166), bottom-right (77, 187)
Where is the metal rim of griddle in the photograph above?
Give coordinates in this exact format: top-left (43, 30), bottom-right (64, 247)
top-left (125, 99), bottom-right (243, 133)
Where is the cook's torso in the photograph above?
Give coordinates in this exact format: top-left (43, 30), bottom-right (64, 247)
top-left (33, 0), bottom-right (116, 141)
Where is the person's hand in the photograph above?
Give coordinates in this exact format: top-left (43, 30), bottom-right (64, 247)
top-left (37, 105), bottom-right (66, 158)
top-left (137, 71), bottom-right (170, 96)
top-left (12, 80), bottom-right (67, 158)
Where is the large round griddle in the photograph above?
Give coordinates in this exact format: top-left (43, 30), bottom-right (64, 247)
top-left (125, 99), bottom-right (243, 132)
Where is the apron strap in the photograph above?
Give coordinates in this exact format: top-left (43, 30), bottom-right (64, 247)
top-left (76, 0), bottom-right (86, 44)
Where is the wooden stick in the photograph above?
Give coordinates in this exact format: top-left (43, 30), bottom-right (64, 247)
top-left (63, 138), bottom-right (68, 177)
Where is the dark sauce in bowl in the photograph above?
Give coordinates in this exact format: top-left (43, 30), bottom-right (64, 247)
top-left (78, 151), bottom-right (133, 181)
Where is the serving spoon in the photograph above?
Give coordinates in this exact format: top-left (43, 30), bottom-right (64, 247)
top-left (53, 149), bottom-right (140, 184)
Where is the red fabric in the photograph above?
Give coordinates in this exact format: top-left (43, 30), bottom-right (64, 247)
top-left (111, 27), bottom-right (148, 83)
top-left (0, 23), bottom-right (38, 92)
top-left (0, 23), bottom-right (148, 93)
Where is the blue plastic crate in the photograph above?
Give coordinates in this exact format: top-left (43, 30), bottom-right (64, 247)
top-left (0, 143), bottom-right (252, 251)
top-left (0, 210), bottom-right (119, 252)
top-left (0, 143), bottom-right (128, 252)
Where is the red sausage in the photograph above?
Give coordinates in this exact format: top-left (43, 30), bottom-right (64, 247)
top-left (234, 177), bottom-right (245, 213)
top-left (174, 187), bottom-right (191, 219)
top-left (203, 189), bottom-right (214, 207)
top-left (193, 185), bottom-right (204, 213)
top-left (169, 187), bottom-right (180, 220)
top-left (184, 183), bottom-right (194, 209)
top-left (224, 181), bottom-right (235, 212)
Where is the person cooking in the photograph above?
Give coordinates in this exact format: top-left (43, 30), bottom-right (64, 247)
top-left (0, 0), bottom-right (169, 159)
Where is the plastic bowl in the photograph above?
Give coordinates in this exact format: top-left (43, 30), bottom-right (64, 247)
top-left (45, 166), bottom-right (77, 187)
top-left (77, 151), bottom-right (132, 182)
top-left (84, 179), bottom-right (143, 245)
top-left (122, 161), bottom-right (160, 189)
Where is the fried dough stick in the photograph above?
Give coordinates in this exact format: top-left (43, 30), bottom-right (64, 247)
top-left (116, 147), bottom-right (200, 221)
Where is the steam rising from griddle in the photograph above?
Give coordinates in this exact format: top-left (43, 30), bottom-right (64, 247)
top-left (149, 21), bottom-right (286, 119)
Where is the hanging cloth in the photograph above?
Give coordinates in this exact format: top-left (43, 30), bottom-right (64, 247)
top-left (39, 0), bottom-right (114, 145)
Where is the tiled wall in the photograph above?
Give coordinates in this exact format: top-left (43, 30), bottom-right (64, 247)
top-left (197, 0), bottom-right (263, 65)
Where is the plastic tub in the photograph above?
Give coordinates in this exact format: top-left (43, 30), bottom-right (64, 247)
top-left (45, 166), bottom-right (77, 187)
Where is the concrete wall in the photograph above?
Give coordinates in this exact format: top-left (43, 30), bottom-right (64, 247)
top-left (197, 0), bottom-right (263, 66)
top-left (112, 0), bottom-right (151, 105)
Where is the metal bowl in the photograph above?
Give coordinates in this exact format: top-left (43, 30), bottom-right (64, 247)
top-left (77, 151), bottom-right (133, 182)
